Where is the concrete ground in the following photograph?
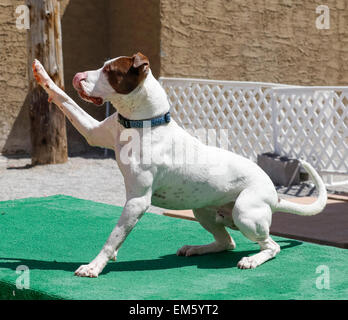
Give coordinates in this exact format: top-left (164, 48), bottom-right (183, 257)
top-left (0, 153), bottom-right (162, 214)
top-left (0, 153), bottom-right (347, 215)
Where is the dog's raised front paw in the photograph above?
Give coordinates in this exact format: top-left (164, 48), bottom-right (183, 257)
top-left (33, 60), bottom-right (49, 86)
top-left (32, 60), bottom-right (59, 103)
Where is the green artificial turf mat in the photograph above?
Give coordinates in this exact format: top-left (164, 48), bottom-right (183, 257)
top-left (0, 195), bottom-right (347, 300)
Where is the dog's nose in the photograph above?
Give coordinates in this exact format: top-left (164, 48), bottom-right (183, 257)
top-left (72, 72), bottom-right (87, 90)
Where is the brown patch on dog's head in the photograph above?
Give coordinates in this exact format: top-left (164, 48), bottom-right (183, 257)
top-left (103, 52), bottom-right (150, 94)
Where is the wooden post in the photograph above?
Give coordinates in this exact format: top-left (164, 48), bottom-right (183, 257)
top-left (26, 0), bottom-right (68, 165)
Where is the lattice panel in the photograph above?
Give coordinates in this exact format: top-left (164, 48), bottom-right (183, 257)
top-left (159, 78), bottom-right (348, 185)
top-left (273, 88), bottom-right (348, 173)
top-left (159, 78), bottom-right (276, 161)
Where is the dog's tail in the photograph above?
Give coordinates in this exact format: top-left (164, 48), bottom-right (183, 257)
top-left (274, 160), bottom-right (327, 216)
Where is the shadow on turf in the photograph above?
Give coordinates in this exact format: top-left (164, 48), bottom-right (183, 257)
top-left (0, 240), bottom-right (301, 275)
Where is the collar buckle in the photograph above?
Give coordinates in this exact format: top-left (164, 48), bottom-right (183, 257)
top-left (123, 119), bottom-right (131, 128)
top-left (164, 112), bottom-right (171, 123)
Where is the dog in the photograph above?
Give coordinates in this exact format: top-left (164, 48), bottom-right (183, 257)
top-left (32, 53), bottom-right (327, 277)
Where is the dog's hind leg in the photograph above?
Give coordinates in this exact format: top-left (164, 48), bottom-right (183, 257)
top-left (232, 189), bottom-right (280, 269)
top-left (177, 207), bottom-right (236, 257)
top-left (237, 236), bottom-right (280, 269)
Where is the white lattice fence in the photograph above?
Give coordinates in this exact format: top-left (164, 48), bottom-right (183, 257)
top-left (159, 77), bottom-right (286, 161)
top-left (272, 87), bottom-right (348, 186)
top-left (159, 77), bottom-right (348, 186)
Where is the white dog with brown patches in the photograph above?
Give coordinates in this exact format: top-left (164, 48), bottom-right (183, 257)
top-left (32, 53), bottom-right (327, 278)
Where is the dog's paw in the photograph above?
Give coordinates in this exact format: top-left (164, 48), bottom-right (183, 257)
top-left (32, 60), bottom-right (54, 91)
top-left (176, 245), bottom-right (200, 257)
top-left (177, 241), bottom-right (235, 257)
top-left (237, 256), bottom-right (259, 269)
top-left (176, 246), bottom-right (208, 257)
top-left (74, 261), bottom-right (105, 278)
top-left (32, 60), bottom-right (47, 85)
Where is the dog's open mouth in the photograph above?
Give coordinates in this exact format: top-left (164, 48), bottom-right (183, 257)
top-left (73, 78), bottom-right (104, 106)
top-left (78, 90), bottom-right (104, 106)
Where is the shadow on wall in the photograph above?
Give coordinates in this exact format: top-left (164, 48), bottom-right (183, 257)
top-left (61, 0), bottom-right (110, 156)
top-left (2, 95), bottom-right (31, 155)
top-left (107, 0), bottom-right (161, 78)
top-left (2, 0), bottom-right (161, 157)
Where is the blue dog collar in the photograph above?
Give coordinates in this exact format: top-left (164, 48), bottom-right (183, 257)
top-left (118, 112), bottom-right (171, 128)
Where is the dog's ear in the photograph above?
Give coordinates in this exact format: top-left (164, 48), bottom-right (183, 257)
top-left (132, 52), bottom-right (149, 73)
top-left (104, 53), bottom-right (150, 94)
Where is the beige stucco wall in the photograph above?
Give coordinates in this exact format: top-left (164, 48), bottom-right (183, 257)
top-left (0, 0), bottom-right (110, 155)
top-left (61, 0), bottom-right (109, 154)
top-left (1, 0), bottom-right (348, 155)
top-left (108, 0), bottom-right (161, 78)
top-left (160, 0), bottom-right (348, 85)
top-left (0, 0), bottom-right (72, 155)
top-left (0, 0), bottom-right (160, 155)
top-left (0, 0), bottom-right (29, 154)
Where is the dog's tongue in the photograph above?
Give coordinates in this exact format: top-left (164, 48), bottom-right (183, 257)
top-left (90, 96), bottom-right (103, 105)
top-left (79, 91), bottom-right (103, 106)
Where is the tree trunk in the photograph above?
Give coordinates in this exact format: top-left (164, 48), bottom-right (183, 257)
top-left (26, 0), bottom-right (68, 165)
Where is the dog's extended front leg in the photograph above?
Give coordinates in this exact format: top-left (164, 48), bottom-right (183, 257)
top-left (32, 59), bottom-right (115, 149)
top-left (74, 193), bottom-right (151, 278)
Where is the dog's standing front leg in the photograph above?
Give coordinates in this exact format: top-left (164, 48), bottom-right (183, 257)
top-left (74, 192), bottom-right (151, 278)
